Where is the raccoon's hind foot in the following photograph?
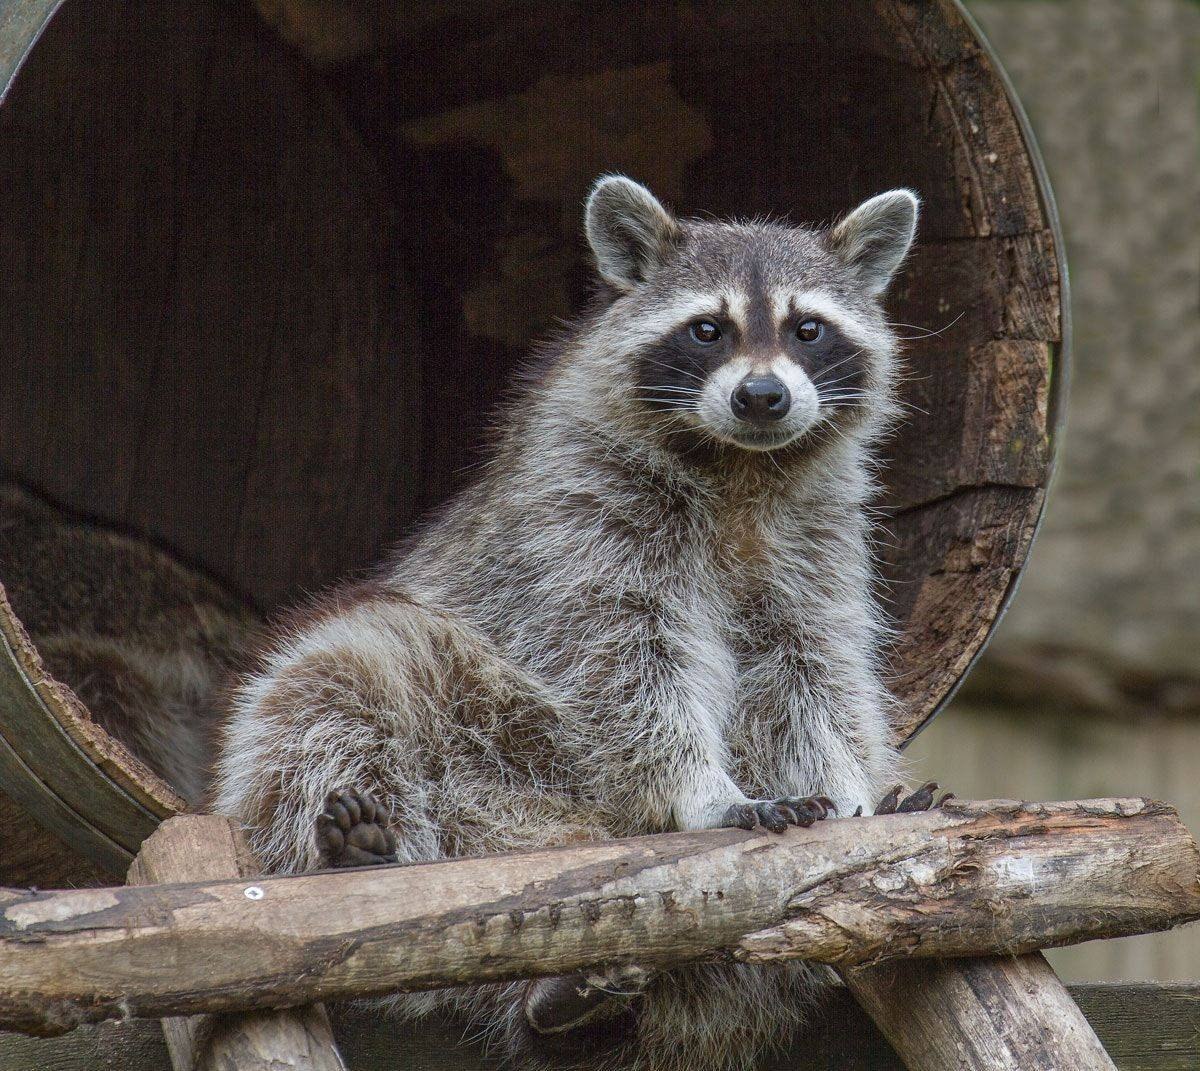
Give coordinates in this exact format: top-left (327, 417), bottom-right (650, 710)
top-left (524, 964), bottom-right (651, 1036)
top-left (869, 781), bottom-right (955, 816)
top-left (315, 788), bottom-right (398, 868)
top-left (721, 795), bottom-right (835, 834)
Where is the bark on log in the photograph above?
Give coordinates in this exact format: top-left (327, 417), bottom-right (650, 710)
top-left (126, 815), bottom-right (346, 1071)
top-left (0, 799), bottom-right (1196, 1037)
top-left (844, 952), bottom-right (1117, 1071)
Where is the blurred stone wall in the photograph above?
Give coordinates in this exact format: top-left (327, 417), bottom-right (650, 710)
top-left (910, 0), bottom-right (1200, 981)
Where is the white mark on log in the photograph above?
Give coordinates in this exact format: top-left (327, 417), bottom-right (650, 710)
top-left (244, 886), bottom-right (265, 901)
top-left (906, 857), bottom-right (945, 887)
top-left (870, 852), bottom-right (948, 894)
top-left (992, 855), bottom-right (1039, 893)
top-left (5, 891), bottom-right (119, 929)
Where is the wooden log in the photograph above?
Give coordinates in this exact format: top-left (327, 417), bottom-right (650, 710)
top-left (734, 796), bottom-right (1200, 967)
top-left (844, 953), bottom-right (1117, 1071)
top-left (126, 815), bottom-right (346, 1071)
top-left (0, 798), bottom-right (1196, 1037)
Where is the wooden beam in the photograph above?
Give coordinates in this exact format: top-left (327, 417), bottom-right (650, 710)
top-left (844, 953), bottom-right (1115, 1070)
top-left (127, 815), bottom-right (346, 1071)
top-left (0, 798), bottom-right (1196, 1037)
top-left (1, 984), bottom-right (1197, 1071)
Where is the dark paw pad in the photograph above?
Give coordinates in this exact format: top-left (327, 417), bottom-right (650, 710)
top-left (722, 795), bottom-right (836, 834)
top-left (874, 782), bottom-right (955, 815)
top-left (316, 788), bottom-right (398, 868)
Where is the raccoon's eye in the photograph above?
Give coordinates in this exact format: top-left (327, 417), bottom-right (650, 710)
top-left (689, 320), bottom-right (722, 344)
top-left (796, 319), bottom-right (824, 343)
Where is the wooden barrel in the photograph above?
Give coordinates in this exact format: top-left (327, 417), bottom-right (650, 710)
top-left (0, 0), bottom-right (1066, 886)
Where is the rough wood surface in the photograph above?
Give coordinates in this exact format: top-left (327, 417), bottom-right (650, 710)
top-left (845, 953), bottom-right (1116, 1070)
top-left (0, 983), bottom-right (1196, 1071)
top-left (0, 799), bottom-right (1194, 1037)
top-left (127, 815), bottom-right (346, 1071)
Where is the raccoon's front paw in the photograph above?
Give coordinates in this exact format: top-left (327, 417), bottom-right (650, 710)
top-left (316, 788), bottom-right (398, 868)
top-left (721, 795), bottom-right (836, 834)
top-left (871, 781), bottom-right (955, 815)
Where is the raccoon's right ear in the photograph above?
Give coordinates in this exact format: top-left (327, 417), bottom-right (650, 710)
top-left (585, 176), bottom-right (681, 290)
top-left (829, 189), bottom-right (920, 297)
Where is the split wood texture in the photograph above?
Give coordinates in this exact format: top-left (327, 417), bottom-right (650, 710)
top-left (126, 815), bottom-right (346, 1071)
top-left (0, 798), bottom-right (1195, 1038)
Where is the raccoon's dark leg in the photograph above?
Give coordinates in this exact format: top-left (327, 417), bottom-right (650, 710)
top-left (514, 966), bottom-right (647, 1064)
top-left (871, 781), bottom-right (955, 815)
top-left (315, 788), bottom-right (398, 867)
top-left (721, 794), bottom-right (836, 834)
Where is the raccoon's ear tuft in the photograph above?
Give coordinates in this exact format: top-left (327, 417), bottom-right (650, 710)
top-left (585, 176), bottom-right (681, 290)
top-left (829, 189), bottom-right (920, 297)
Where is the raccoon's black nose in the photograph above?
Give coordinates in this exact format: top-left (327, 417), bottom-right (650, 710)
top-left (731, 376), bottom-right (791, 423)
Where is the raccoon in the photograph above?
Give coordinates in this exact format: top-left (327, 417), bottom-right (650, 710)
top-left (212, 176), bottom-right (923, 1070)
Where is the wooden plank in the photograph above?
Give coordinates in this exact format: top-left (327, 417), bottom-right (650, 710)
top-left (0, 785), bottom-right (104, 890)
top-left (0, 984), bottom-right (1195, 1071)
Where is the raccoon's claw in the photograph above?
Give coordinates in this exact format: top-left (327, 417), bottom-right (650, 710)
top-left (722, 795), bottom-right (836, 834)
top-left (874, 782), bottom-right (949, 815)
top-left (897, 781), bottom-right (939, 812)
top-left (874, 785), bottom-right (904, 814)
top-left (316, 788), bottom-right (398, 868)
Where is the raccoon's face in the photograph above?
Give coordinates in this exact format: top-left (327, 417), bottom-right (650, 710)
top-left (583, 177), bottom-right (918, 455)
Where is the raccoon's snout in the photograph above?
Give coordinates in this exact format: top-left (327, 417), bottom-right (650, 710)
top-left (731, 376), bottom-right (791, 424)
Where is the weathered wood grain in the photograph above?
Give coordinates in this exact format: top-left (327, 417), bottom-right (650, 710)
top-left (0, 0), bottom-right (60, 102)
top-left (0, 800), bottom-right (1194, 1037)
top-left (0, 984), bottom-right (1196, 1071)
top-left (127, 815), bottom-right (346, 1071)
top-left (846, 953), bottom-right (1116, 1071)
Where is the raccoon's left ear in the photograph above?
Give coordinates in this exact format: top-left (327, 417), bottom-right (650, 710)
top-left (585, 175), bottom-right (682, 290)
top-left (829, 190), bottom-right (920, 297)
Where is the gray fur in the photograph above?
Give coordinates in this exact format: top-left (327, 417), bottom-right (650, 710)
top-left (827, 189), bottom-right (920, 297)
top-left (585, 176), bottom-right (682, 290)
top-left (212, 179), bottom-right (918, 1070)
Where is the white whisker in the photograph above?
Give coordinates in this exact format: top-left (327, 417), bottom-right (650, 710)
top-left (814, 349), bottom-right (865, 380)
top-left (885, 310), bottom-right (965, 339)
top-left (640, 357), bottom-right (707, 384)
